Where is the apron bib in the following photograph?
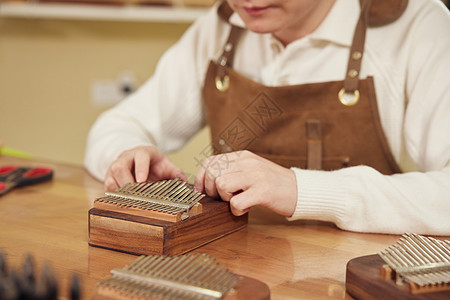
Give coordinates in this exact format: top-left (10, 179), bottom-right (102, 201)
top-left (203, 0), bottom-right (403, 175)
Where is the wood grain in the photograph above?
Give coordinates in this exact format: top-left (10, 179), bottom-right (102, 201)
top-left (91, 275), bottom-right (270, 300)
top-left (89, 196), bottom-right (248, 255)
top-left (1, 155), bottom-right (448, 299)
top-left (346, 254), bottom-right (450, 300)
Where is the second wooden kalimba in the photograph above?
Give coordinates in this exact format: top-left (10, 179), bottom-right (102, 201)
top-left (346, 233), bottom-right (450, 300)
top-left (92, 253), bottom-right (270, 300)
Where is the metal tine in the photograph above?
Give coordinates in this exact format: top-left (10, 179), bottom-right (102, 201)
top-left (387, 247), bottom-right (414, 274)
top-left (199, 266), bottom-right (225, 290)
top-left (200, 263), bottom-right (227, 289)
top-left (418, 270), bottom-right (445, 285)
top-left (187, 192), bottom-right (204, 205)
top-left (176, 254), bottom-right (210, 284)
top-left (167, 254), bottom-right (201, 282)
top-left (211, 272), bottom-right (237, 293)
top-left (135, 182), bottom-right (155, 196)
top-left (129, 182), bottom-right (147, 194)
top-left (126, 255), bottom-right (149, 271)
top-left (388, 246), bottom-right (413, 268)
top-left (171, 181), bottom-right (196, 201)
top-left (142, 203), bottom-right (165, 212)
top-left (139, 201), bottom-right (162, 210)
top-left (152, 256), bottom-right (186, 279)
top-left (396, 244), bottom-right (423, 269)
top-left (118, 198), bottom-right (139, 207)
top-left (398, 238), bottom-right (430, 266)
top-left (135, 182), bottom-right (158, 196)
top-left (182, 193), bottom-right (204, 206)
top-left (161, 204), bottom-right (183, 214)
top-left (141, 181), bottom-right (166, 196)
top-left (181, 255), bottom-right (214, 285)
top-left (179, 193), bottom-right (196, 205)
top-left (142, 180), bottom-right (169, 197)
top-left (152, 180), bottom-right (178, 198)
top-left (128, 255), bottom-right (161, 274)
top-left (159, 181), bottom-right (183, 200)
top-left (183, 190), bottom-right (203, 204)
top-left (131, 256), bottom-right (165, 276)
top-left (119, 182), bottom-right (143, 196)
top-left (190, 193), bottom-right (205, 204)
top-left (189, 256), bottom-right (217, 285)
top-left (425, 270), bottom-right (447, 285)
top-left (416, 234), bottom-right (450, 263)
top-left (141, 256), bottom-right (171, 276)
top-left (406, 273), bottom-right (428, 286)
top-left (164, 255), bottom-right (199, 281)
top-left (428, 237), bottom-right (450, 262)
top-left (170, 182), bottom-right (191, 200)
top-left (404, 234), bottom-right (435, 263)
top-left (138, 181), bottom-right (165, 198)
top-left (176, 187), bottom-right (196, 202)
top-left (204, 266), bottom-right (230, 289)
top-left (412, 270), bottom-right (439, 286)
top-left (220, 273), bottom-right (240, 292)
top-left (156, 256), bottom-right (188, 279)
top-left (379, 250), bottom-right (401, 268)
top-left (204, 267), bottom-right (232, 291)
top-left (165, 186), bottom-right (191, 203)
top-left (174, 254), bottom-right (204, 282)
top-left (409, 233), bottom-right (445, 263)
top-left (118, 182), bottom-right (133, 193)
top-left (128, 182), bottom-right (150, 195)
top-left (159, 179), bottom-right (185, 200)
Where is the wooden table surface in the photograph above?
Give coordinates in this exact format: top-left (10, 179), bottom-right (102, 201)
top-left (0, 155), bottom-right (443, 300)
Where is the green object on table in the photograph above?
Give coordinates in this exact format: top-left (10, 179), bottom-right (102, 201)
top-left (0, 146), bottom-right (33, 159)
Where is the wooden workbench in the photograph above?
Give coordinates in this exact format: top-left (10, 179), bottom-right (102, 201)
top-left (0, 155), bottom-right (436, 299)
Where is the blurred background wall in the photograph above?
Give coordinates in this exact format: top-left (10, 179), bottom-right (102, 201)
top-left (0, 0), bottom-right (448, 180)
top-left (0, 13), bottom-right (211, 179)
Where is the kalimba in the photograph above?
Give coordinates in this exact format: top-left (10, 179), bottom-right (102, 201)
top-left (346, 233), bottom-right (450, 300)
top-left (88, 179), bottom-right (247, 255)
top-left (92, 253), bottom-right (270, 300)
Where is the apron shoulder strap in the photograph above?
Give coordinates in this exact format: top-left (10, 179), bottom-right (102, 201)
top-left (368, 0), bottom-right (409, 27)
top-left (216, 1), bottom-right (243, 68)
top-left (218, 1), bottom-right (234, 22)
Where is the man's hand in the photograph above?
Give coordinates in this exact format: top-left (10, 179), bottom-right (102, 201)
top-left (195, 150), bottom-right (297, 217)
top-left (104, 145), bottom-right (185, 191)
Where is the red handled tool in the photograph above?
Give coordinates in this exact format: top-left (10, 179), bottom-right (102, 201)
top-left (0, 166), bottom-right (53, 196)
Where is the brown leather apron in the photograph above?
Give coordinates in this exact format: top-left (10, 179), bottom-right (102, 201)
top-left (203, 0), bottom-right (405, 175)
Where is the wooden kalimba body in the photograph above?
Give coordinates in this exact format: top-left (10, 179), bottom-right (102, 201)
top-left (92, 253), bottom-right (270, 300)
top-left (346, 233), bottom-right (450, 300)
top-left (88, 179), bottom-right (247, 255)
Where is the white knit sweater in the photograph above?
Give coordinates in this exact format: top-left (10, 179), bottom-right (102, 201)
top-left (85, 0), bottom-right (450, 235)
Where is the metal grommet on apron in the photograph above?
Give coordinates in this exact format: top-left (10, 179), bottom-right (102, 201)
top-left (202, 0), bottom-right (402, 175)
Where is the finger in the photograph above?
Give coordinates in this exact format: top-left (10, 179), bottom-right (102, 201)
top-left (215, 172), bottom-right (246, 202)
top-left (109, 154), bottom-right (136, 188)
top-left (134, 149), bottom-right (151, 183)
top-left (229, 191), bottom-right (257, 216)
top-left (104, 173), bottom-right (119, 191)
top-left (194, 159), bottom-right (208, 193)
top-left (202, 156), bottom-right (222, 198)
top-left (148, 157), bottom-right (185, 182)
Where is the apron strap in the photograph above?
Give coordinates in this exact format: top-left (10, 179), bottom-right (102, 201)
top-left (215, 2), bottom-right (244, 91)
top-left (306, 119), bottom-right (323, 170)
top-left (339, 0), bottom-right (372, 106)
top-left (218, 0), bottom-right (234, 21)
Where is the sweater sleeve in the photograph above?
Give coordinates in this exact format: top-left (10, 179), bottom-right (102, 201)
top-left (84, 5), bottom-right (224, 181)
top-left (288, 1), bottom-right (450, 235)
